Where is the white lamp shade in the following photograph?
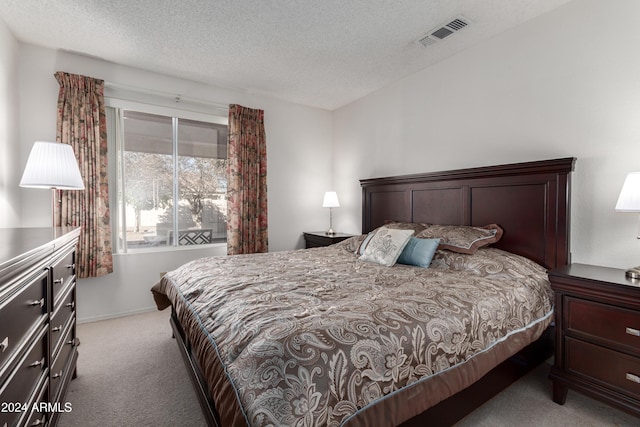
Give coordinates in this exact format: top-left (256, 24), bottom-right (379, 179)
top-left (20, 141), bottom-right (85, 190)
top-left (615, 172), bottom-right (640, 212)
top-left (322, 191), bottom-right (340, 208)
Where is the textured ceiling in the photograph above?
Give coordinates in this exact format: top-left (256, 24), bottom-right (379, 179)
top-left (0, 0), bottom-right (573, 110)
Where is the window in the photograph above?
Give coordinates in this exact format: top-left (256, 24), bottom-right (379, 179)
top-left (110, 109), bottom-right (228, 252)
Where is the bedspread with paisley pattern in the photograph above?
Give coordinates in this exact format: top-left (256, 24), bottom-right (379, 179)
top-left (151, 236), bottom-right (553, 427)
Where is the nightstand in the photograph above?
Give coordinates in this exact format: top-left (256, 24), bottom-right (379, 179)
top-left (548, 263), bottom-right (640, 417)
top-left (303, 231), bottom-right (354, 248)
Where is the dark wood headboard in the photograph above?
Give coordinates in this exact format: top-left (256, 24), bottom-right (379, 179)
top-left (360, 157), bottom-right (576, 270)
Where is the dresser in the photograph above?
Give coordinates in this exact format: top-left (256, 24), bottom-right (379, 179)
top-left (303, 231), bottom-right (354, 248)
top-left (0, 227), bottom-right (80, 427)
top-left (548, 263), bottom-right (640, 417)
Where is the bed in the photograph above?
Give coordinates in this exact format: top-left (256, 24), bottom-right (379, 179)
top-left (151, 157), bottom-right (575, 427)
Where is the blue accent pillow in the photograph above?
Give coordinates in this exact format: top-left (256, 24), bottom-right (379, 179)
top-left (397, 237), bottom-right (440, 268)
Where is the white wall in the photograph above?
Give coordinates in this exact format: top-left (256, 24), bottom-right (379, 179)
top-left (333, 0), bottom-right (640, 270)
top-left (7, 0), bottom-right (640, 321)
top-left (14, 45), bottom-right (333, 322)
top-left (0, 17), bottom-right (20, 227)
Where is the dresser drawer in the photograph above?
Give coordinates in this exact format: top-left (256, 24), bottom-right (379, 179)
top-left (0, 270), bottom-right (47, 369)
top-left (566, 297), bottom-right (640, 355)
top-left (51, 249), bottom-right (75, 306)
top-left (23, 382), bottom-right (49, 427)
top-left (51, 314), bottom-right (75, 360)
top-left (567, 338), bottom-right (640, 400)
top-left (0, 227), bottom-right (80, 427)
top-left (51, 284), bottom-right (75, 355)
top-left (0, 326), bottom-right (48, 427)
top-left (50, 320), bottom-right (76, 402)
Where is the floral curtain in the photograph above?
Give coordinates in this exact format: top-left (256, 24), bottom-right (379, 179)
top-left (227, 104), bottom-right (268, 255)
top-left (55, 71), bottom-right (113, 278)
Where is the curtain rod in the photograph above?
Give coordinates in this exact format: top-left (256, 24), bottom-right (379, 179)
top-left (104, 81), bottom-right (230, 110)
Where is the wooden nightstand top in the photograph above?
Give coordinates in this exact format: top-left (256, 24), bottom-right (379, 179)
top-left (549, 263), bottom-right (640, 291)
top-left (303, 231), bottom-right (355, 239)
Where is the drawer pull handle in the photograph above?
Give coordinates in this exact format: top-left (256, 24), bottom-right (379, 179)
top-left (626, 327), bottom-right (640, 337)
top-left (66, 263), bottom-right (75, 269)
top-left (29, 357), bottom-right (45, 368)
top-left (52, 325), bottom-right (63, 332)
top-left (65, 301), bottom-right (75, 309)
top-left (52, 370), bottom-right (63, 379)
top-left (0, 336), bottom-right (8, 352)
top-left (30, 418), bottom-right (45, 426)
top-left (626, 373), bottom-right (640, 384)
top-left (29, 298), bottom-right (45, 307)
top-left (54, 277), bottom-right (64, 285)
top-left (67, 339), bottom-right (75, 346)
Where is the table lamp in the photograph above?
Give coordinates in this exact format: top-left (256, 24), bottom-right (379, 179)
top-left (615, 171), bottom-right (640, 278)
top-left (20, 141), bottom-right (85, 226)
top-left (322, 191), bottom-right (340, 235)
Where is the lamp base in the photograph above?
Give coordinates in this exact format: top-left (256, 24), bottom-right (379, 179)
top-left (625, 266), bottom-right (640, 280)
top-left (325, 229), bottom-right (336, 236)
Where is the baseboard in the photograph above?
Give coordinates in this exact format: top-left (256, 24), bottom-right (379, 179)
top-left (77, 306), bottom-right (158, 324)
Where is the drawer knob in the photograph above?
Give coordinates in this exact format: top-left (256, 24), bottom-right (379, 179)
top-left (626, 372), bottom-right (640, 384)
top-left (626, 327), bottom-right (640, 337)
top-left (0, 336), bottom-right (8, 352)
top-left (65, 301), bottom-right (75, 309)
top-left (30, 418), bottom-right (45, 426)
top-left (54, 277), bottom-right (64, 285)
top-left (65, 263), bottom-right (75, 269)
top-left (52, 370), bottom-right (63, 379)
top-left (52, 325), bottom-right (63, 332)
top-left (29, 298), bottom-right (45, 307)
top-left (29, 357), bottom-right (45, 368)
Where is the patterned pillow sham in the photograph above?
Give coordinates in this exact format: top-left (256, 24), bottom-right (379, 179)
top-left (355, 232), bottom-right (375, 255)
top-left (358, 227), bottom-right (414, 267)
top-left (396, 237), bottom-right (440, 268)
top-left (333, 234), bottom-right (366, 253)
top-left (382, 220), bottom-right (431, 234)
top-left (430, 247), bottom-right (547, 279)
top-left (416, 224), bottom-right (503, 254)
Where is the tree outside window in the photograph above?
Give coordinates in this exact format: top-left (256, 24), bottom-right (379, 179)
top-left (118, 110), bottom-right (227, 251)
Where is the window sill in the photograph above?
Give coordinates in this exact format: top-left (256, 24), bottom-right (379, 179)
top-left (114, 241), bottom-right (227, 256)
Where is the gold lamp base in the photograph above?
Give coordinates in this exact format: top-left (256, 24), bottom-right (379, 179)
top-left (625, 266), bottom-right (640, 280)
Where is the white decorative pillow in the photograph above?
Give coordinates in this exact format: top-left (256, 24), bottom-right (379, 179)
top-left (359, 227), bottom-right (414, 267)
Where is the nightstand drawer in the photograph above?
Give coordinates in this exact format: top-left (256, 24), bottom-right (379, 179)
top-left (567, 338), bottom-right (640, 400)
top-left (567, 297), bottom-right (640, 355)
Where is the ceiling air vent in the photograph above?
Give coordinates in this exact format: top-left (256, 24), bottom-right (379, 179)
top-left (417, 16), bottom-right (471, 48)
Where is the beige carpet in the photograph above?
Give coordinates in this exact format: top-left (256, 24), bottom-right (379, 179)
top-left (59, 309), bottom-right (205, 427)
top-left (456, 361), bottom-right (638, 426)
top-left (58, 310), bottom-right (638, 427)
